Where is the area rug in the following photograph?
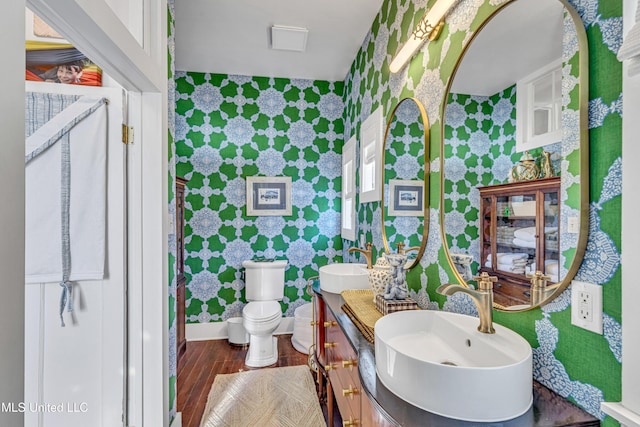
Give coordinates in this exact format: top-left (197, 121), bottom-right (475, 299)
top-left (199, 365), bottom-right (325, 427)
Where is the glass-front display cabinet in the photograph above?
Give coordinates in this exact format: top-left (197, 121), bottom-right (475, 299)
top-left (478, 177), bottom-right (560, 306)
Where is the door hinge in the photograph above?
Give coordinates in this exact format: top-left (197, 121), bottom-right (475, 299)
top-left (122, 124), bottom-right (134, 145)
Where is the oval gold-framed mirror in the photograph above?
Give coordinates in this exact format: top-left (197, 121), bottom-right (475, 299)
top-left (382, 97), bottom-right (430, 270)
top-left (440, 0), bottom-right (589, 310)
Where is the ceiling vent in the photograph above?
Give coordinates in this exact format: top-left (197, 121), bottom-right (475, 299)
top-left (271, 25), bottom-right (308, 52)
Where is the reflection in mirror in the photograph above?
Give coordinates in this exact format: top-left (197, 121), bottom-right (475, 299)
top-left (441, 0), bottom-right (588, 310)
top-left (382, 98), bottom-right (430, 270)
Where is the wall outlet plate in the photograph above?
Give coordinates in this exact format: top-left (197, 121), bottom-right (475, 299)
top-left (571, 280), bottom-right (603, 334)
top-left (567, 216), bottom-right (580, 233)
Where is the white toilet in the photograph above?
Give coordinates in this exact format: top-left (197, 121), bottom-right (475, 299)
top-left (242, 259), bottom-right (287, 367)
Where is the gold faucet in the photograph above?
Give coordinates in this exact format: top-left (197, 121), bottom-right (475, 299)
top-left (436, 272), bottom-right (497, 334)
top-left (528, 270), bottom-right (551, 307)
top-left (348, 242), bottom-right (373, 269)
top-left (396, 242), bottom-right (420, 255)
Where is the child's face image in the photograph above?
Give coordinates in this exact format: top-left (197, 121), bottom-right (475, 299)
top-left (57, 65), bottom-right (82, 84)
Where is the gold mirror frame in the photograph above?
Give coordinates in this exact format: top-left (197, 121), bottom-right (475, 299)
top-left (439, 0), bottom-right (589, 311)
top-left (381, 97), bottom-right (430, 270)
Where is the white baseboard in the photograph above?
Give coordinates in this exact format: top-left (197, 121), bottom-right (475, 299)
top-left (170, 412), bottom-right (182, 427)
top-left (186, 316), bottom-right (295, 342)
top-left (602, 402), bottom-right (640, 427)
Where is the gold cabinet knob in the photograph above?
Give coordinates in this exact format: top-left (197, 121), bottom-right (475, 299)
top-left (342, 386), bottom-right (359, 399)
top-left (309, 320), bottom-right (319, 326)
top-left (342, 359), bottom-right (357, 369)
top-left (324, 320), bottom-right (337, 327)
top-left (325, 363), bottom-right (337, 371)
top-left (324, 342), bottom-right (337, 348)
top-left (343, 418), bottom-right (359, 427)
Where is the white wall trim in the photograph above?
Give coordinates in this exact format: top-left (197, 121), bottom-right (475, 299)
top-left (169, 412), bottom-right (182, 427)
top-left (20, 1), bottom-right (169, 426)
top-left (0, 3), bottom-right (25, 426)
top-left (186, 317), bottom-right (295, 342)
top-left (602, 403), bottom-right (640, 427)
top-left (359, 106), bottom-right (383, 203)
top-left (605, 0), bottom-right (640, 423)
top-left (140, 91), bottom-right (169, 427)
top-left (26, 0), bottom-right (164, 92)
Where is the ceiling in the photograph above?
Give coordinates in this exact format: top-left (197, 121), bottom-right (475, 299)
top-left (451, 0), bottom-right (564, 96)
top-left (174, 0), bottom-right (565, 91)
top-left (174, 0), bottom-right (384, 82)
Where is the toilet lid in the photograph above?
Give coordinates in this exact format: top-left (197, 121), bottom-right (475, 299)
top-left (244, 301), bottom-right (282, 321)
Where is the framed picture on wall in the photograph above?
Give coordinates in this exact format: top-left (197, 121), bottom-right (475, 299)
top-left (388, 179), bottom-right (424, 216)
top-left (246, 176), bottom-right (292, 216)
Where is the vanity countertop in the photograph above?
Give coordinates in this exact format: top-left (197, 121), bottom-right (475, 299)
top-left (314, 283), bottom-right (600, 427)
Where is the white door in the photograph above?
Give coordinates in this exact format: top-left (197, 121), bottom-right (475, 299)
top-left (24, 81), bottom-right (126, 427)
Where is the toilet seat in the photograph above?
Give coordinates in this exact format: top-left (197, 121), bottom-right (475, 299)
top-left (243, 301), bottom-right (281, 321)
top-left (242, 301), bottom-right (282, 368)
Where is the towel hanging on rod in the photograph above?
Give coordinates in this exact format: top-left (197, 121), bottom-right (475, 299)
top-left (25, 94), bottom-right (108, 326)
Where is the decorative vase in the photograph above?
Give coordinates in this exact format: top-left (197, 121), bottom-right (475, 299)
top-left (450, 253), bottom-right (474, 281)
top-left (368, 268), bottom-right (391, 303)
top-left (540, 150), bottom-right (555, 178)
top-left (511, 151), bottom-right (540, 182)
top-left (382, 253), bottom-right (408, 300)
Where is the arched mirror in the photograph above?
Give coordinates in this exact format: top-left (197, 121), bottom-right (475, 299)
top-left (382, 97), bottom-right (430, 269)
top-left (440, 0), bottom-right (589, 310)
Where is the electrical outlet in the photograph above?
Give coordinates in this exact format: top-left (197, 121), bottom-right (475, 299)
top-left (571, 280), bottom-right (603, 334)
top-left (567, 216), bottom-right (580, 234)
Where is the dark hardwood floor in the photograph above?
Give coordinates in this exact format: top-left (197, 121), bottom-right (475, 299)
top-left (177, 335), bottom-right (332, 427)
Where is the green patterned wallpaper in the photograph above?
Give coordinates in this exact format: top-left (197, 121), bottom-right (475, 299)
top-left (341, 0), bottom-right (622, 422)
top-left (174, 74), bottom-right (345, 322)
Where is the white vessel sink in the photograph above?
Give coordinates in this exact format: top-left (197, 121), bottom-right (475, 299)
top-left (319, 263), bottom-right (370, 294)
top-left (375, 310), bottom-right (532, 422)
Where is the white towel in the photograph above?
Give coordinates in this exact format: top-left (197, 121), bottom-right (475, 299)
top-left (513, 227), bottom-right (537, 242)
top-left (487, 252), bottom-right (529, 263)
top-left (25, 96), bottom-right (107, 284)
top-left (485, 261), bottom-right (526, 274)
top-left (513, 238), bottom-right (537, 248)
top-left (546, 261), bottom-right (559, 275)
top-left (513, 227), bottom-right (558, 242)
top-left (527, 260), bottom-right (560, 282)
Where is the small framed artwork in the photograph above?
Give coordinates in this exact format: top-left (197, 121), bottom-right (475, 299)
top-left (388, 179), bottom-right (424, 216)
top-left (246, 176), bottom-right (292, 216)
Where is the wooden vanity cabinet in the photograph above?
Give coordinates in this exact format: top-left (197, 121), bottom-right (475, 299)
top-left (313, 292), bottom-right (327, 369)
top-left (325, 309), bottom-right (361, 426)
top-left (313, 286), bottom-right (598, 427)
top-left (478, 177), bottom-right (560, 306)
top-left (361, 391), bottom-right (394, 427)
top-left (320, 299), bottom-right (393, 427)
top-left (176, 177), bottom-right (188, 369)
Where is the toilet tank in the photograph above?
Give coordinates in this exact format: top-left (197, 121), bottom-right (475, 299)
top-left (242, 259), bottom-right (288, 301)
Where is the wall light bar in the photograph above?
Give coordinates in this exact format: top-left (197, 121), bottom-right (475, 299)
top-left (389, 0), bottom-right (459, 73)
